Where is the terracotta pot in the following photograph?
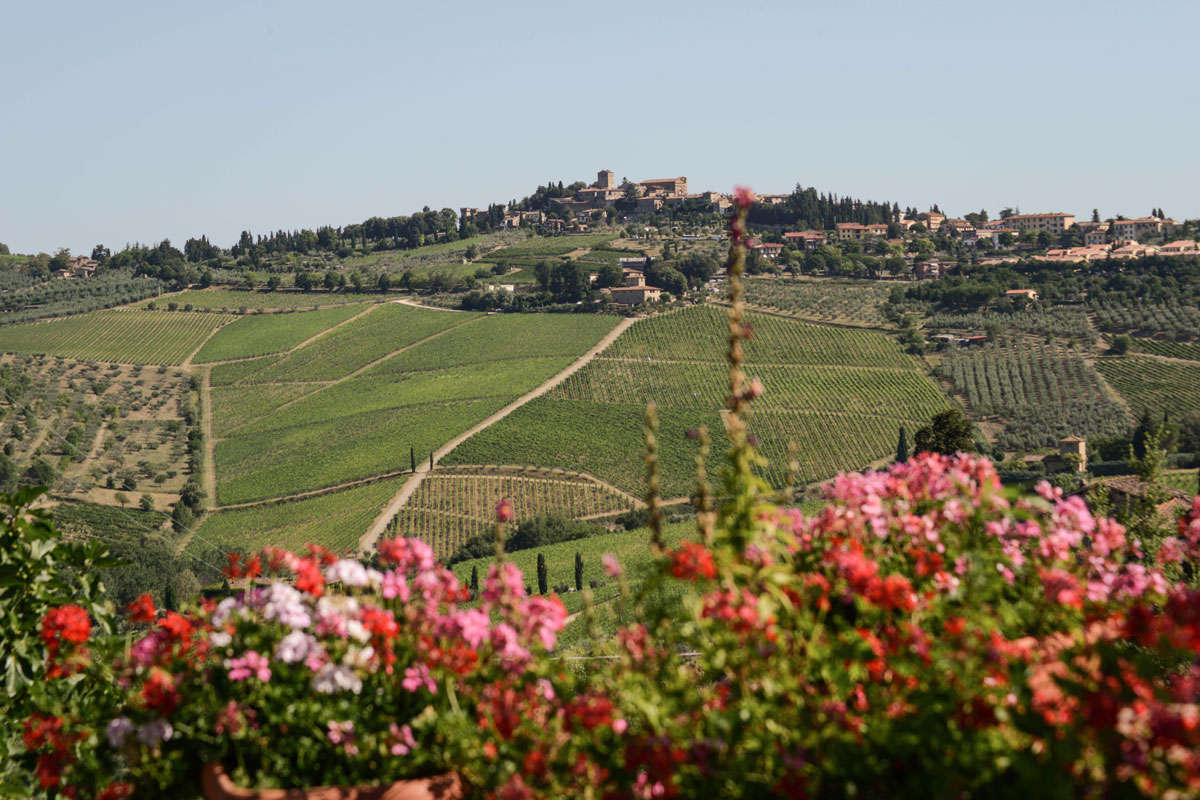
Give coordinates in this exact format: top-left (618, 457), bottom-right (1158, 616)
top-left (201, 763), bottom-right (466, 800)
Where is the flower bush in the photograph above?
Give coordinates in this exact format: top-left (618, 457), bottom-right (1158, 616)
top-left (25, 538), bottom-right (566, 795)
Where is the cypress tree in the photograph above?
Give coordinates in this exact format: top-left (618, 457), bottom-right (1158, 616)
top-left (574, 551), bottom-right (583, 592)
top-left (429, 452), bottom-right (434, 471)
top-left (536, 553), bottom-right (548, 595)
top-left (896, 425), bottom-right (910, 463)
top-left (469, 565), bottom-right (479, 597)
top-left (410, 445), bottom-right (415, 473)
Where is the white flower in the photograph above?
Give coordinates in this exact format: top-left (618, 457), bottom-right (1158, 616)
top-left (211, 597), bottom-right (241, 627)
top-left (106, 717), bottom-right (134, 748)
top-left (343, 645), bottom-right (375, 669)
top-left (260, 583), bottom-right (312, 629)
top-left (209, 631), bottom-right (232, 648)
top-left (317, 595), bottom-right (359, 617)
top-left (136, 719), bottom-right (174, 747)
top-left (312, 663), bottom-right (363, 695)
top-left (346, 619), bottom-right (370, 643)
top-left (326, 559), bottom-right (369, 587)
top-left (365, 568), bottom-right (384, 589)
top-left (274, 630), bottom-right (319, 664)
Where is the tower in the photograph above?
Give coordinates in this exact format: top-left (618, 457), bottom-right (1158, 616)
top-left (597, 169), bottom-right (615, 190)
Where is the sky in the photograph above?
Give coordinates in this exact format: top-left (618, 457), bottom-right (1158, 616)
top-left (2, 0), bottom-right (1198, 255)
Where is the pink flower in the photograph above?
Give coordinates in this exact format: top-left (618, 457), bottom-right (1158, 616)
top-left (603, 554), bottom-right (623, 577)
top-left (381, 570), bottom-right (410, 602)
top-left (226, 650), bottom-right (271, 682)
top-left (483, 562), bottom-right (526, 606)
top-left (496, 497), bottom-right (514, 523)
top-left (733, 186), bottom-right (755, 209)
top-left (326, 720), bottom-right (358, 756)
top-left (612, 718), bottom-right (628, 734)
top-left (454, 608), bottom-right (491, 649)
top-left (402, 664), bottom-right (436, 694)
top-left (388, 723), bottom-right (417, 756)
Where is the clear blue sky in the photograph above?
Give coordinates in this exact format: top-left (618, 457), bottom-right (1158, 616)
top-left (3, 0), bottom-right (1197, 254)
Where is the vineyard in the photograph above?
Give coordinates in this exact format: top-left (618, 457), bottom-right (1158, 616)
top-left (0, 354), bottom-right (194, 501)
top-left (446, 305), bottom-right (952, 495)
top-left (188, 475), bottom-right (408, 558)
top-left (153, 288), bottom-right (393, 311)
top-left (1129, 339), bottom-right (1200, 361)
top-left (1095, 356), bottom-right (1200, 419)
top-left (479, 233), bottom-right (620, 269)
top-left (605, 305), bottom-right (917, 367)
top-left (1090, 302), bottom-right (1200, 340)
top-left (939, 336), bottom-right (1130, 449)
top-left (230, 304), bottom-right (478, 383)
top-left (0, 310), bottom-right (234, 364)
top-left (927, 309), bottom-right (1095, 340)
top-left (192, 304), bottom-right (368, 363)
top-left (740, 278), bottom-right (894, 327)
top-left (386, 467), bottom-right (637, 559)
top-left (210, 312), bottom-right (619, 504)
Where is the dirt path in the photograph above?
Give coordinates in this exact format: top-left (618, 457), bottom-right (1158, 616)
top-left (181, 318), bottom-right (237, 369)
top-left (213, 467), bottom-right (412, 511)
top-left (220, 314), bottom-right (486, 436)
top-left (199, 366), bottom-right (217, 510)
top-left (190, 303), bottom-right (381, 367)
top-left (358, 317), bottom-right (638, 554)
top-left (393, 297), bottom-right (469, 312)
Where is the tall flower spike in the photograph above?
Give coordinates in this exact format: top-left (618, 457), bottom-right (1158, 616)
top-left (644, 402), bottom-right (664, 553)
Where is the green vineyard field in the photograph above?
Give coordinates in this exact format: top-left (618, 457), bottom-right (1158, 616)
top-left (387, 467), bottom-right (637, 559)
top-left (1096, 356), bottom-right (1200, 419)
top-left (0, 310), bottom-right (234, 364)
top-left (193, 304), bottom-right (368, 362)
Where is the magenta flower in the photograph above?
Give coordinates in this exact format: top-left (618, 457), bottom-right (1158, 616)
top-left (402, 664), bottom-right (436, 694)
top-left (226, 650), bottom-right (271, 682)
top-left (733, 186), bottom-right (755, 209)
top-left (454, 608), bottom-right (491, 649)
top-left (603, 554), bottom-right (623, 577)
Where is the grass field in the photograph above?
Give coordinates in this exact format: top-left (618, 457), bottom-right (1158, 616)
top-left (0, 310), bottom-right (234, 364)
top-left (446, 305), bottom-right (952, 495)
top-left (193, 304), bottom-right (368, 363)
top-left (188, 476), bottom-right (407, 557)
top-left (211, 312), bottom-right (620, 504)
top-left (1096, 356), bottom-right (1200, 418)
top-left (386, 466), bottom-right (637, 560)
top-left (151, 289), bottom-right (392, 311)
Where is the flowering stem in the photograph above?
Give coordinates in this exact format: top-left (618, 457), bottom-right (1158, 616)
top-left (644, 402), bottom-right (664, 553)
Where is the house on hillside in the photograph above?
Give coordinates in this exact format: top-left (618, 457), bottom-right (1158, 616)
top-left (750, 242), bottom-right (783, 259)
top-left (834, 222), bottom-right (869, 241)
top-left (1161, 239), bottom-right (1199, 255)
top-left (1043, 437), bottom-right (1087, 473)
top-left (783, 230), bottom-right (826, 250)
top-left (1088, 475), bottom-right (1193, 519)
top-left (608, 284), bottom-right (663, 305)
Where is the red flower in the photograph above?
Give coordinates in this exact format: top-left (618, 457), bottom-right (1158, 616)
top-left (128, 594), bottom-right (156, 624)
top-left (96, 783), bottom-right (135, 800)
top-left (41, 605), bottom-right (90, 647)
top-left (295, 558), bottom-right (325, 597)
top-left (733, 186), bottom-right (756, 209)
top-left (669, 542), bottom-right (717, 581)
top-left (496, 497), bottom-right (514, 523)
top-left (158, 611), bottom-right (194, 645)
top-left (140, 669), bottom-right (180, 716)
top-left (566, 693), bottom-right (615, 731)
